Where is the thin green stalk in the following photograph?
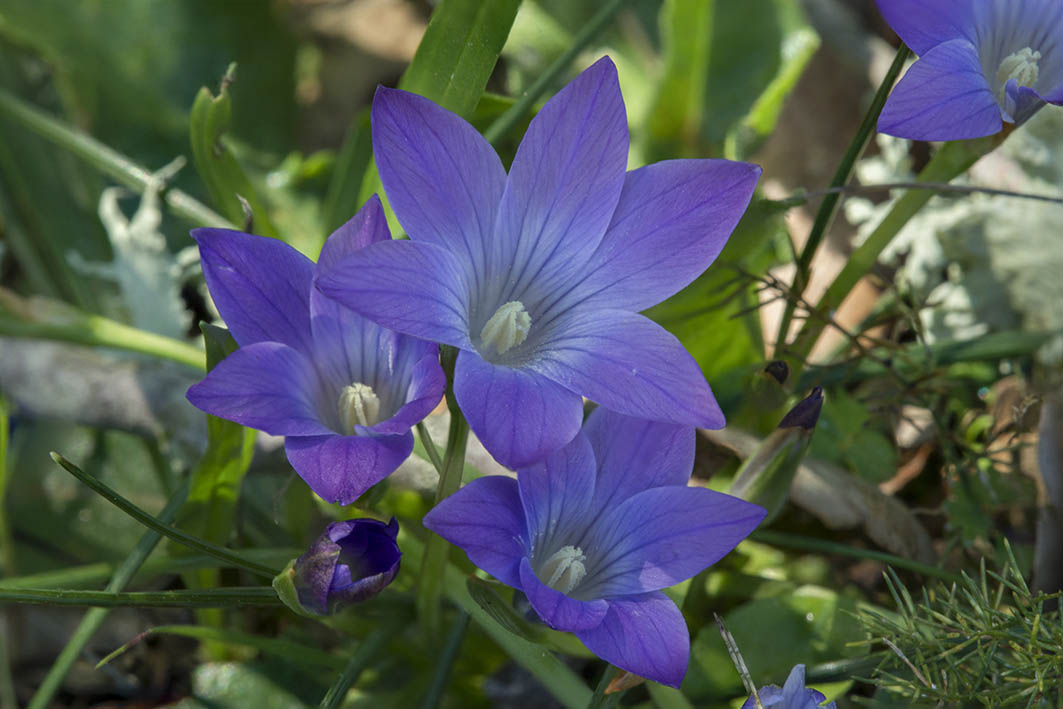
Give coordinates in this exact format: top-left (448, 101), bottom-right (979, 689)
top-left (318, 626), bottom-right (396, 709)
top-left (0, 615), bottom-right (14, 709)
top-left (50, 453), bottom-right (279, 579)
top-left (805, 653), bottom-right (888, 682)
top-left (774, 44), bottom-right (909, 355)
top-left (420, 612), bottom-right (469, 709)
top-left (0, 300), bottom-right (205, 370)
top-left (482, 0), bottom-right (631, 145)
top-left (789, 133), bottom-right (1001, 362)
top-left (416, 421), bottom-right (445, 475)
top-left (0, 586), bottom-right (281, 608)
top-left (417, 347), bottom-right (470, 633)
top-left (27, 479), bottom-right (190, 709)
top-left (0, 395), bottom-right (12, 576)
top-left (0, 89), bottom-right (231, 229)
top-left (751, 530), bottom-right (962, 584)
top-left (589, 665), bottom-right (620, 709)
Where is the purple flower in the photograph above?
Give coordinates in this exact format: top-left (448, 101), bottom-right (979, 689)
top-left (741, 664), bottom-right (836, 709)
top-left (187, 197), bottom-right (445, 504)
top-left (877, 0), bottom-right (1063, 140)
top-left (317, 57), bottom-right (760, 469)
top-left (290, 518), bottom-right (402, 616)
top-left (422, 408), bottom-right (766, 687)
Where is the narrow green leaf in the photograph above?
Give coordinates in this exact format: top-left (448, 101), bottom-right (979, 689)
top-left (188, 64), bottom-right (279, 238)
top-left (319, 626), bottom-right (397, 709)
top-left (322, 108), bottom-right (372, 237)
top-left (1, 586), bottom-right (282, 608)
top-left (465, 577), bottom-right (539, 642)
top-left (0, 394), bottom-right (12, 576)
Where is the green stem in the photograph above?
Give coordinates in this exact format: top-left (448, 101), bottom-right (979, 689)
top-left (318, 626), bottom-right (396, 709)
top-left (482, 0), bottom-right (631, 145)
top-left (804, 653), bottom-right (888, 683)
top-left (773, 44), bottom-right (909, 356)
top-left (419, 612), bottom-right (469, 709)
top-left (0, 587), bottom-right (281, 608)
top-left (0, 299), bottom-right (205, 370)
top-left (416, 347), bottom-right (470, 634)
top-left (27, 479), bottom-right (190, 709)
top-left (0, 89), bottom-right (231, 229)
top-left (751, 530), bottom-right (962, 584)
top-left (588, 665), bottom-right (620, 709)
top-left (50, 453), bottom-right (279, 579)
top-left (416, 421), bottom-right (445, 476)
top-left (789, 132), bottom-right (1001, 363)
top-left (0, 395), bottom-right (12, 577)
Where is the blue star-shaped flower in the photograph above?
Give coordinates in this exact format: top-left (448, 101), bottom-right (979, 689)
top-left (742, 664), bottom-right (837, 709)
top-left (423, 407), bottom-right (766, 686)
top-left (877, 0), bottom-right (1062, 140)
top-left (317, 57), bottom-right (761, 469)
top-left (187, 197), bottom-right (445, 504)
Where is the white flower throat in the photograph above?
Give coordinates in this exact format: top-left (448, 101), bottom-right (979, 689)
top-left (540, 545), bottom-right (587, 594)
top-left (480, 300), bottom-right (531, 355)
top-left (996, 47), bottom-right (1041, 103)
top-left (338, 382), bottom-right (381, 431)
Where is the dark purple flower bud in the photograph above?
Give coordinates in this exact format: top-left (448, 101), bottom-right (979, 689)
top-left (288, 518), bottom-right (401, 616)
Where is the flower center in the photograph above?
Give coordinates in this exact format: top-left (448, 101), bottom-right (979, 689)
top-left (995, 47), bottom-right (1041, 102)
top-left (540, 545), bottom-right (587, 594)
top-left (337, 382), bottom-right (380, 431)
top-left (479, 300), bottom-right (531, 356)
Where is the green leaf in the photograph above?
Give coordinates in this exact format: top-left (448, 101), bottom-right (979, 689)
top-left (321, 108), bottom-right (372, 237)
top-left (189, 63), bottom-right (279, 239)
top-left (465, 576), bottom-right (539, 642)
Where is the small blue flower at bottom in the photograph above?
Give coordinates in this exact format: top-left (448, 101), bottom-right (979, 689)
top-left (876, 0), bottom-right (1062, 140)
top-left (187, 196), bottom-right (445, 505)
top-left (423, 408), bottom-right (766, 687)
top-left (741, 664), bottom-right (836, 709)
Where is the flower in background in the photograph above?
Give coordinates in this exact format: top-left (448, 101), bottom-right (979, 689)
top-left (877, 0), bottom-right (1062, 140)
top-left (187, 197), bottom-right (445, 504)
top-left (282, 518), bottom-right (401, 616)
top-left (318, 56), bottom-right (760, 469)
top-left (741, 664), bottom-right (836, 709)
top-left (423, 408), bottom-right (766, 686)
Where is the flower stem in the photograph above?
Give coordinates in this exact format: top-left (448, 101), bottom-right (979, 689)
top-left (773, 44), bottom-right (909, 357)
top-left (0, 587), bottom-right (282, 608)
top-left (416, 346), bottom-right (470, 634)
top-left (588, 665), bottom-right (621, 709)
top-left (419, 611), bottom-right (469, 709)
top-left (482, 0), bottom-right (631, 146)
top-left (49, 452), bottom-right (279, 579)
top-left (318, 625), bottom-right (397, 709)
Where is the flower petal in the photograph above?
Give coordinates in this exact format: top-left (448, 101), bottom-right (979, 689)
top-left (519, 557), bottom-right (608, 632)
top-left (186, 342), bottom-right (331, 436)
top-left (372, 86), bottom-right (505, 282)
top-left (530, 309), bottom-right (723, 429)
top-left (583, 408), bottom-right (695, 512)
top-left (454, 350), bottom-right (583, 469)
top-left (575, 592), bottom-right (689, 688)
top-left (492, 56), bottom-right (628, 304)
top-left (581, 486), bottom-right (766, 597)
top-left (576, 159), bottom-right (761, 312)
top-left (365, 348), bottom-right (445, 435)
top-left (423, 475), bottom-right (527, 587)
top-left (317, 194), bottom-right (391, 272)
top-left (193, 228), bottom-right (315, 352)
top-left (874, 0), bottom-right (973, 55)
top-left (284, 431), bottom-right (414, 505)
top-left (517, 430), bottom-right (596, 555)
top-left (316, 239), bottom-right (473, 348)
top-left (878, 39), bottom-right (1002, 140)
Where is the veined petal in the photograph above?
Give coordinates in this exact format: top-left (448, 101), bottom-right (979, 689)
top-left (372, 86), bottom-right (505, 284)
top-left (583, 408), bottom-right (695, 512)
top-left (518, 430), bottom-right (597, 556)
top-left (581, 486), bottom-right (766, 597)
top-left (530, 309), bottom-right (723, 429)
top-left (875, 0), bottom-right (973, 55)
top-left (576, 592), bottom-right (689, 689)
top-left (193, 228), bottom-right (315, 352)
top-left (316, 240), bottom-right (473, 349)
top-left (309, 287), bottom-right (394, 408)
top-left (519, 558), bottom-right (608, 632)
top-left (492, 57), bottom-right (628, 303)
top-left (284, 431), bottom-right (413, 505)
top-left (317, 195), bottom-right (391, 272)
top-left (878, 39), bottom-right (1002, 140)
top-left (423, 475), bottom-right (527, 587)
top-left (364, 348), bottom-right (445, 435)
top-left (186, 342), bottom-right (331, 436)
top-left (577, 160), bottom-right (761, 312)
top-left (454, 350), bottom-right (583, 469)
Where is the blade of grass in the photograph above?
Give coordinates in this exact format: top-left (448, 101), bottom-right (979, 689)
top-left (1, 587), bottom-right (281, 608)
top-left (49, 453), bottom-right (279, 579)
top-left (420, 612), bottom-right (469, 709)
top-left (319, 625), bottom-right (397, 709)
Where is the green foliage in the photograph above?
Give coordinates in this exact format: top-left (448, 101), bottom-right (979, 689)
top-left (810, 389), bottom-right (897, 483)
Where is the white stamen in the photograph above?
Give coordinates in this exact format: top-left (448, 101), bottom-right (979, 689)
top-left (479, 300), bottom-right (531, 356)
top-left (540, 545), bottom-right (587, 594)
top-left (996, 47), bottom-right (1041, 103)
top-left (338, 382), bottom-right (381, 431)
